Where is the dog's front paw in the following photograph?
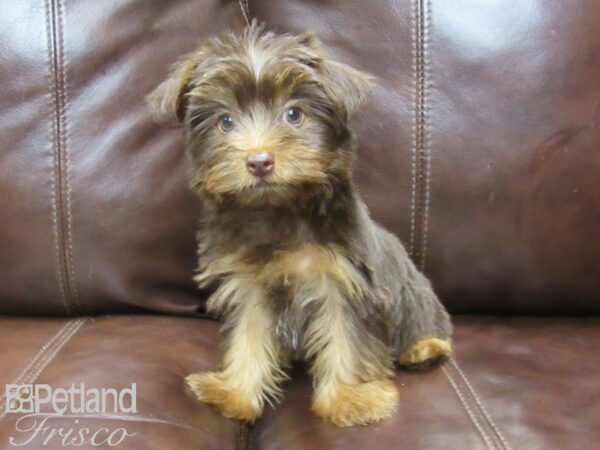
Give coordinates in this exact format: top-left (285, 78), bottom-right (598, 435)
top-left (312, 379), bottom-right (398, 427)
top-left (185, 372), bottom-right (263, 422)
top-left (398, 338), bottom-right (452, 368)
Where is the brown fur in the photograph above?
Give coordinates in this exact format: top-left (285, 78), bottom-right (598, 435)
top-left (149, 22), bottom-right (452, 427)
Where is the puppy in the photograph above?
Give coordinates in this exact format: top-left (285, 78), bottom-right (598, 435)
top-left (148, 22), bottom-right (452, 427)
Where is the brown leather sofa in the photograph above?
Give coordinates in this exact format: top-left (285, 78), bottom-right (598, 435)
top-left (1, 1), bottom-right (598, 449)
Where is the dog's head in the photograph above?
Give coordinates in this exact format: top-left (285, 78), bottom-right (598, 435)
top-left (148, 23), bottom-right (373, 208)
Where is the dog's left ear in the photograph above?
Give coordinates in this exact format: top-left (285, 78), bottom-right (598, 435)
top-left (320, 60), bottom-right (375, 117)
top-left (146, 56), bottom-right (199, 124)
top-left (296, 32), bottom-right (374, 117)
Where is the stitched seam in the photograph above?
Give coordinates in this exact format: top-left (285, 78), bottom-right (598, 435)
top-left (415, 0), bottom-right (425, 263)
top-left (450, 359), bottom-right (512, 450)
top-left (0, 319), bottom-right (87, 422)
top-left (0, 320), bottom-right (76, 408)
top-left (443, 365), bottom-right (495, 450)
top-left (238, 0), bottom-right (251, 26)
top-left (238, 415), bottom-right (253, 450)
top-left (420, 0), bottom-right (432, 270)
top-left (445, 363), bottom-right (503, 450)
top-left (57, 0), bottom-right (81, 312)
top-left (1, 321), bottom-right (75, 391)
top-left (410, 0), bottom-right (431, 271)
top-left (409, 0), bottom-right (418, 258)
top-left (238, 421), bottom-right (245, 450)
top-left (408, 0), bottom-right (419, 256)
top-left (20, 319), bottom-right (86, 385)
top-left (45, 0), bottom-right (70, 315)
top-left (14, 320), bottom-right (84, 388)
top-left (47, 0), bottom-right (80, 314)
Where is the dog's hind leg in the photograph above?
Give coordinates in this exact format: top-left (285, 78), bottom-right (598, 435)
top-left (393, 269), bottom-right (453, 369)
top-left (369, 226), bottom-right (452, 369)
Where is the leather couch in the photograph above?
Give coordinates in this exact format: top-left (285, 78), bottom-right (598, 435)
top-left (1, 1), bottom-right (598, 449)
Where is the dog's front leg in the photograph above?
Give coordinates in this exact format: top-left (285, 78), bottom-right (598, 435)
top-left (305, 282), bottom-right (398, 427)
top-left (186, 288), bottom-right (287, 422)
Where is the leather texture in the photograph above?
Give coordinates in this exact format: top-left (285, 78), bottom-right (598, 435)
top-left (1, 316), bottom-right (598, 449)
top-left (0, 0), bottom-right (245, 316)
top-left (0, 316), bottom-right (240, 450)
top-left (1, 1), bottom-right (598, 316)
top-left (1, 0), bottom-right (599, 449)
top-left (250, 0), bottom-right (600, 315)
top-left (255, 316), bottom-right (600, 450)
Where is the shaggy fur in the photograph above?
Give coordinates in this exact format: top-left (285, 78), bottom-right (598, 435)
top-left (148, 22), bottom-right (452, 427)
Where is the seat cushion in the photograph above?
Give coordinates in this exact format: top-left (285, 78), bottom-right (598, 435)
top-left (0, 315), bottom-right (240, 450)
top-left (254, 316), bottom-right (600, 450)
top-left (1, 315), bottom-right (598, 449)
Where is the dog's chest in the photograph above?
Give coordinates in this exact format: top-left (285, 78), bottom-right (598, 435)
top-left (202, 238), bottom-right (366, 355)
top-left (260, 244), bottom-right (335, 287)
top-left (261, 244), bottom-right (360, 350)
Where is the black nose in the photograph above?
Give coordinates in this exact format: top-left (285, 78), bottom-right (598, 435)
top-left (246, 151), bottom-right (274, 177)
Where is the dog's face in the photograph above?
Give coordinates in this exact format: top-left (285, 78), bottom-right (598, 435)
top-left (148, 24), bottom-right (373, 207)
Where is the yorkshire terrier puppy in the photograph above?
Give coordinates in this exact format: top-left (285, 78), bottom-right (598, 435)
top-left (148, 23), bottom-right (452, 427)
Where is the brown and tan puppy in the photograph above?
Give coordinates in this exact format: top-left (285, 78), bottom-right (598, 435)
top-left (148, 22), bottom-right (452, 427)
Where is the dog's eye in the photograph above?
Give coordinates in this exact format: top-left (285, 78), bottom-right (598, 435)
top-left (284, 107), bottom-right (304, 126)
top-left (218, 114), bottom-right (234, 132)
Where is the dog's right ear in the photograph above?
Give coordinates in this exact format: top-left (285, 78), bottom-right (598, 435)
top-left (146, 56), bottom-right (199, 124)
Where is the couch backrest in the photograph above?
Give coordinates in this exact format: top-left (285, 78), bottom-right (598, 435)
top-left (1, 0), bottom-right (598, 316)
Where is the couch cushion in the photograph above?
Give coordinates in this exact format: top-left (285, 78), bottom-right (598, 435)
top-left (0, 315), bottom-right (240, 450)
top-left (3, 0), bottom-right (599, 318)
top-left (251, 0), bottom-right (600, 314)
top-left (254, 316), bottom-right (600, 450)
top-left (2, 315), bottom-right (598, 449)
top-left (0, 0), bottom-right (245, 316)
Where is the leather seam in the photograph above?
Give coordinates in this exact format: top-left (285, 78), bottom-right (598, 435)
top-left (57, 0), bottom-right (81, 312)
top-left (46, 0), bottom-right (81, 315)
top-left (0, 320), bottom-right (76, 410)
top-left (238, 0), bottom-right (251, 26)
top-left (45, 0), bottom-right (70, 315)
top-left (410, 0), bottom-right (431, 271)
top-left (409, 0), bottom-right (418, 258)
top-left (17, 319), bottom-right (86, 385)
top-left (442, 363), bottom-right (495, 450)
top-left (450, 358), bottom-right (512, 450)
top-left (237, 421), bottom-right (250, 450)
top-left (421, 0), bottom-right (432, 270)
top-left (0, 318), bottom-right (87, 423)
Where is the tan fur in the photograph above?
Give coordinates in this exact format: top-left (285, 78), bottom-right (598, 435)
top-left (196, 243), bottom-right (367, 301)
top-left (305, 282), bottom-right (396, 426)
top-left (196, 103), bottom-right (336, 208)
top-left (147, 58), bottom-right (199, 123)
top-left (312, 379), bottom-right (399, 427)
top-left (398, 338), bottom-right (452, 368)
top-left (186, 287), bottom-right (287, 422)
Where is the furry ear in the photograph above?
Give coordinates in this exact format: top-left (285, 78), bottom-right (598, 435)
top-left (146, 57), bottom-right (198, 124)
top-left (295, 32), bottom-right (374, 116)
top-left (292, 32), bottom-right (325, 70)
top-left (320, 60), bottom-right (375, 117)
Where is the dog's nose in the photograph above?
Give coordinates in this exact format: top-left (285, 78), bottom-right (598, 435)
top-left (246, 151), bottom-right (274, 177)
